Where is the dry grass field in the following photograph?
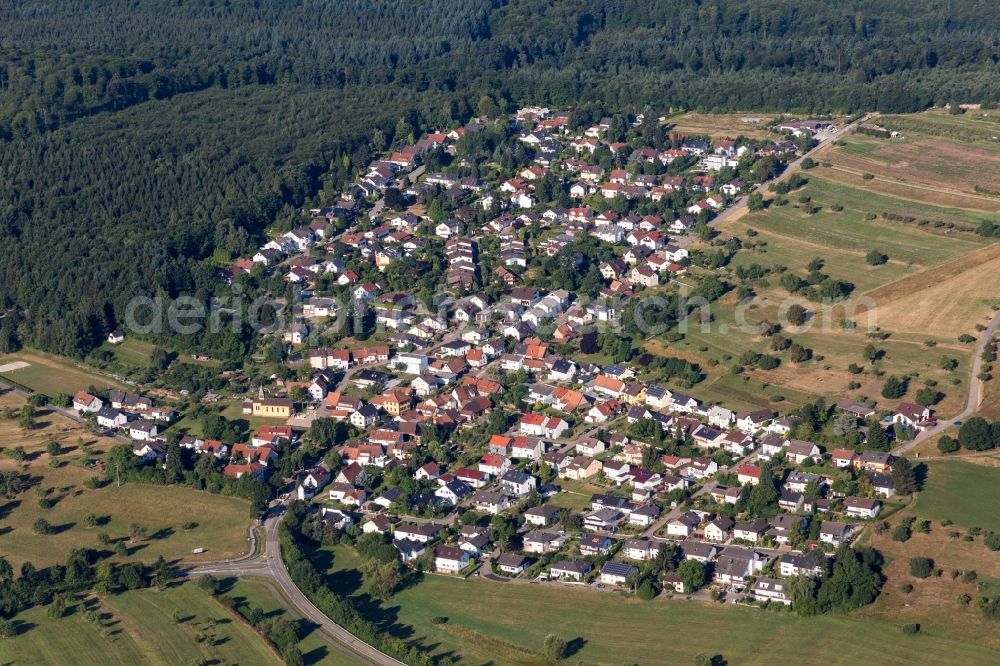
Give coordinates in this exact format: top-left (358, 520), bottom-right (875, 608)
top-left (0, 392), bottom-right (253, 570)
top-left (320, 543), bottom-right (1000, 665)
top-left (668, 112), bottom-right (778, 140)
top-left (979, 376), bottom-right (1000, 420)
top-left (825, 140), bottom-right (1000, 203)
top-left (857, 243), bottom-right (1000, 338)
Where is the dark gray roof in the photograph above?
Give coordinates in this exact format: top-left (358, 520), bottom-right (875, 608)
top-left (600, 561), bottom-right (638, 578)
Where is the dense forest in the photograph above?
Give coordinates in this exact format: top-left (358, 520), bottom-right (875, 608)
top-left (0, 0), bottom-right (997, 357)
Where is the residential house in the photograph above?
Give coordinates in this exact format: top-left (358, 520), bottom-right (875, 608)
top-left (500, 470), bottom-right (537, 497)
top-left (785, 440), bottom-right (822, 465)
top-left (749, 578), bottom-right (792, 606)
top-left (496, 553), bottom-right (530, 575)
top-left (522, 530), bottom-right (566, 554)
top-left (667, 511), bottom-right (702, 538)
top-left (704, 516), bottom-right (735, 542)
top-left (559, 456), bottom-right (602, 481)
top-left (600, 562), bottom-right (638, 586)
top-left (844, 497), bottom-right (882, 519)
top-left (524, 505), bottom-right (561, 527)
top-left (73, 391), bottom-right (103, 413)
top-left (819, 521), bottom-right (856, 547)
top-left (434, 546), bottom-right (471, 573)
top-left (779, 551), bottom-right (825, 578)
top-left (579, 535), bottom-right (614, 557)
top-left (549, 560), bottom-right (592, 581)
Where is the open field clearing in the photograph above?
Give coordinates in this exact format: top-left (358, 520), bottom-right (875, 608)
top-left (0, 392), bottom-right (252, 570)
top-left (735, 176), bottom-right (992, 261)
top-left (879, 110), bottom-right (1000, 146)
top-left (94, 338), bottom-right (156, 369)
top-left (668, 112), bottom-right (778, 140)
top-left (318, 544), bottom-right (1000, 665)
top-left (659, 287), bottom-right (974, 417)
top-left (820, 109), bottom-right (1000, 211)
top-left (863, 515), bottom-right (1000, 650)
top-left (824, 139), bottom-right (1000, 202)
top-left (0, 583), bottom-right (278, 665)
top-left (911, 457), bottom-right (1000, 532)
top-left (0, 349), bottom-right (129, 396)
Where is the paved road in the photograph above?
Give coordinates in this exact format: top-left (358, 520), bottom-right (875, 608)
top-left (188, 502), bottom-right (405, 666)
top-left (708, 113), bottom-right (875, 229)
top-left (892, 309), bottom-right (1000, 455)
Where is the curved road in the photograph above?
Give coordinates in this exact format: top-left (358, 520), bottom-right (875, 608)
top-left (188, 503), bottom-right (405, 666)
top-left (892, 309), bottom-right (1000, 455)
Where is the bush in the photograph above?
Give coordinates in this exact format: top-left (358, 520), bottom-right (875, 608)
top-left (900, 583), bottom-right (914, 594)
top-left (937, 436), bottom-right (960, 454)
top-left (957, 594), bottom-right (972, 605)
top-left (893, 517), bottom-right (915, 542)
top-left (636, 580), bottom-right (657, 600)
top-left (910, 557), bottom-right (934, 579)
top-left (430, 616), bottom-right (449, 625)
top-left (865, 249), bottom-right (888, 265)
top-left (544, 634), bottom-right (569, 661)
top-left (984, 532), bottom-right (1000, 551)
top-left (32, 518), bottom-right (53, 534)
top-left (901, 623), bottom-right (920, 635)
top-left (881, 375), bottom-right (908, 399)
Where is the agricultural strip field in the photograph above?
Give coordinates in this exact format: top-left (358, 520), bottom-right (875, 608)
top-left (319, 546), bottom-right (1000, 665)
top-left (0, 392), bottom-right (252, 570)
top-left (660, 167), bottom-right (999, 416)
top-left (0, 583), bottom-right (278, 665)
top-left (819, 109), bottom-right (1000, 211)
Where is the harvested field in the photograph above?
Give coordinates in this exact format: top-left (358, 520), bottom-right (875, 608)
top-left (858, 243), bottom-right (1000, 337)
